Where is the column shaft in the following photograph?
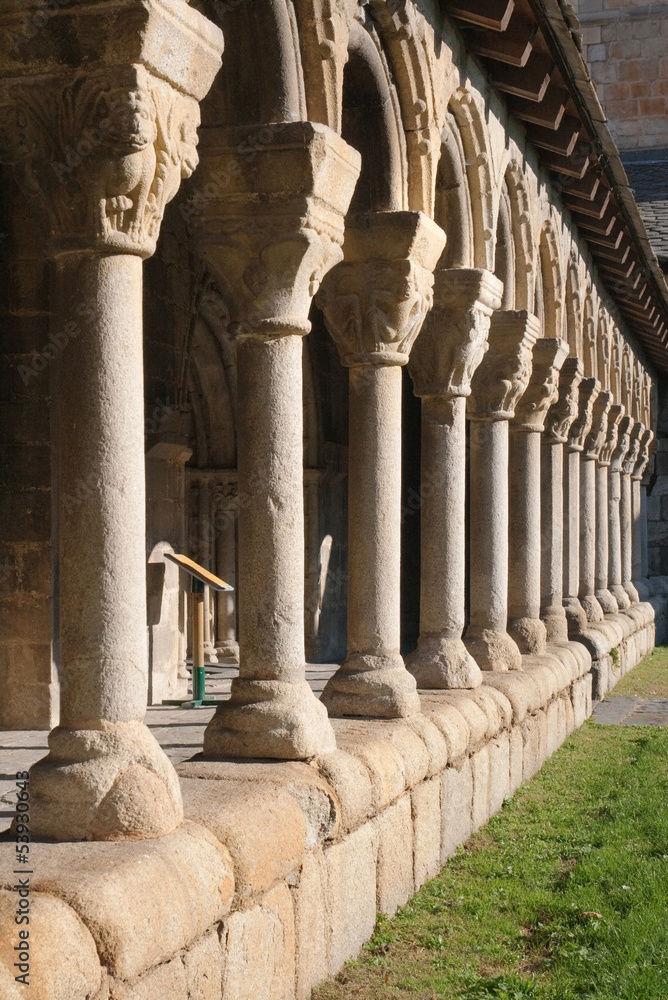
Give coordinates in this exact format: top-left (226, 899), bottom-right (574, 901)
top-left (541, 440), bottom-right (568, 640)
top-left (579, 457), bottom-right (602, 619)
top-left (508, 429), bottom-right (545, 650)
top-left (204, 334), bottom-right (335, 756)
top-left (595, 463), bottom-right (617, 612)
top-left (620, 472), bottom-right (638, 602)
top-left (608, 467), bottom-right (629, 608)
top-left (563, 449), bottom-right (588, 631)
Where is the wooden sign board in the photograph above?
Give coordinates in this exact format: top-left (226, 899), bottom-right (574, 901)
top-left (164, 552), bottom-right (233, 591)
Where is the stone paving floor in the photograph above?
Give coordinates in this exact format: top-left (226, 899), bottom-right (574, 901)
top-left (0, 663), bottom-right (338, 833)
top-left (592, 696), bottom-right (668, 727)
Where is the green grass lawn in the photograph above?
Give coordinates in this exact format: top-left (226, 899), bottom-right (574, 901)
top-left (314, 722), bottom-right (668, 1000)
top-left (611, 645), bottom-right (668, 698)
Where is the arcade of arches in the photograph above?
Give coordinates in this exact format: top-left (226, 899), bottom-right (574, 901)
top-left (1, 0), bottom-right (668, 996)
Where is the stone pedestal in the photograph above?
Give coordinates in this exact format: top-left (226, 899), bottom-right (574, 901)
top-left (317, 211), bottom-right (446, 715)
top-left (465, 311), bottom-right (539, 671)
top-left (609, 415), bottom-right (633, 610)
top-left (595, 405), bottom-right (624, 613)
top-left (507, 338), bottom-right (568, 653)
top-left (563, 377), bottom-right (599, 635)
top-left (579, 391), bottom-right (611, 622)
top-left (407, 268), bottom-right (502, 687)
top-left (194, 122), bottom-right (361, 757)
top-left (541, 359), bottom-right (582, 641)
top-left (0, 0), bottom-right (223, 839)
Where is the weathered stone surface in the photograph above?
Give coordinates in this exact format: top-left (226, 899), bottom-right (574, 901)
top-left (316, 750), bottom-right (374, 833)
top-left (509, 726), bottom-right (524, 794)
top-left (420, 698), bottom-right (471, 761)
top-left (0, 822), bottom-right (234, 981)
top-left (180, 778), bottom-right (307, 898)
top-left (176, 760), bottom-right (339, 847)
top-left (222, 884), bottom-right (295, 1000)
top-left (293, 851), bottom-right (329, 1000)
top-left (333, 719), bottom-right (430, 788)
top-left (325, 823), bottom-right (377, 974)
top-left (183, 929), bottom-right (224, 1000)
top-left (441, 759), bottom-right (473, 860)
top-left (471, 745), bottom-right (491, 831)
top-left (405, 714), bottom-right (450, 775)
top-left (109, 959), bottom-right (188, 1000)
top-left (0, 889), bottom-right (101, 1000)
top-left (488, 734), bottom-right (511, 815)
top-left (412, 777), bottom-right (442, 888)
top-left (374, 795), bottom-right (415, 916)
top-left (330, 727), bottom-right (407, 811)
top-left (436, 692), bottom-right (489, 748)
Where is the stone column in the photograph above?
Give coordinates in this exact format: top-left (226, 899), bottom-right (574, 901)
top-left (595, 404), bottom-right (624, 612)
top-left (579, 391), bottom-right (611, 622)
top-left (465, 311), bottom-right (539, 670)
top-left (406, 268), bottom-right (503, 687)
top-left (632, 428), bottom-right (653, 600)
top-left (212, 482), bottom-right (239, 661)
top-left (609, 415), bottom-right (633, 609)
top-left (621, 422), bottom-right (643, 604)
top-left (541, 359), bottom-right (582, 641)
top-left (316, 212), bottom-right (446, 715)
top-left (0, 0), bottom-right (223, 839)
top-left (507, 338), bottom-right (569, 654)
top-left (193, 122), bottom-right (361, 757)
top-left (563, 377), bottom-right (600, 635)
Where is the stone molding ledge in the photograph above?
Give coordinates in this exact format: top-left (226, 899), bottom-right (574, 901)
top-left (0, 606), bottom-right (658, 1000)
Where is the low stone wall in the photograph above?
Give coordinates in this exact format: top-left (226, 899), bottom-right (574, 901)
top-left (0, 608), bottom-right (657, 1000)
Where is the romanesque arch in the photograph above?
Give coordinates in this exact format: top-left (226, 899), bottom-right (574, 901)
top-left (434, 114), bottom-right (474, 268)
top-left (539, 218), bottom-right (564, 339)
top-left (448, 87), bottom-right (495, 271)
top-left (504, 161), bottom-right (537, 311)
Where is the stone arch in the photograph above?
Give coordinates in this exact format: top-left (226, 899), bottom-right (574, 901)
top-left (597, 306), bottom-right (612, 392)
top-left (434, 114), bottom-right (474, 269)
top-left (201, 0), bottom-right (306, 127)
top-left (504, 161), bottom-right (536, 311)
top-left (582, 291), bottom-right (596, 379)
top-left (342, 18), bottom-right (406, 212)
top-left (621, 341), bottom-right (634, 417)
top-left (448, 88), bottom-right (495, 271)
top-left (494, 185), bottom-right (515, 309)
top-left (539, 219), bottom-right (564, 339)
top-left (611, 326), bottom-right (623, 402)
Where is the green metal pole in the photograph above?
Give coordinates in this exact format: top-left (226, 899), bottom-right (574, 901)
top-left (191, 577), bottom-right (205, 705)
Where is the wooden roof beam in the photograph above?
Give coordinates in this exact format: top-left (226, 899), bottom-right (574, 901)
top-left (565, 188), bottom-right (611, 220)
top-left (445, 0), bottom-right (514, 31)
top-left (527, 114), bottom-right (580, 156)
top-left (490, 52), bottom-right (553, 100)
top-left (509, 86), bottom-right (568, 128)
top-left (467, 15), bottom-right (537, 66)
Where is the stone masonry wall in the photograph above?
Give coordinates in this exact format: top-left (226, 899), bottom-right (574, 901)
top-left (573, 0), bottom-right (668, 151)
top-left (0, 612), bottom-right (657, 1000)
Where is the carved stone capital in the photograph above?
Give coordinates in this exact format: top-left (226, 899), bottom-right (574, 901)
top-left (567, 377), bottom-right (600, 453)
top-left (610, 414), bottom-right (633, 473)
top-left (622, 421), bottom-right (644, 476)
top-left (0, 0), bottom-right (223, 258)
top-left (193, 122), bottom-right (361, 336)
top-left (598, 403), bottom-right (624, 467)
top-left (583, 390), bottom-right (612, 460)
top-left (408, 268), bottom-right (503, 398)
top-left (543, 357), bottom-right (583, 445)
top-left (212, 481), bottom-right (238, 512)
top-left (316, 211), bottom-right (446, 366)
top-left (633, 427), bottom-right (654, 481)
top-left (512, 337), bottom-right (569, 433)
top-left (468, 311), bottom-right (540, 421)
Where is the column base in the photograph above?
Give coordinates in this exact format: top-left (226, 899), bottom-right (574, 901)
top-left (595, 588), bottom-right (619, 614)
top-left (507, 616), bottom-right (547, 655)
top-left (215, 641), bottom-right (240, 663)
top-left (26, 721), bottom-right (183, 842)
top-left (203, 641), bottom-right (219, 664)
top-left (203, 679), bottom-right (336, 759)
top-left (563, 597), bottom-right (589, 634)
top-left (463, 628), bottom-right (522, 671)
top-left (580, 594), bottom-right (605, 622)
top-left (623, 582), bottom-right (640, 604)
top-left (541, 605), bottom-right (569, 642)
top-left (406, 637), bottom-right (482, 689)
top-left (609, 584), bottom-right (631, 609)
top-left (321, 653), bottom-right (421, 718)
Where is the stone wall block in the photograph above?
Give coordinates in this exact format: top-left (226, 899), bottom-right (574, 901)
top-left (0, 822), bottom-right (235, 981)
top-left (293, 851), bottom-right (329, 1000)
top-left (481, 673), bottom-right (531, 724)
top-left (330, 729), bottom-right (407, 810)
top-left (509, 726), bottom-right (524, 794)
top-left (467, 688), bottom-right (505, 738)
top-left (221, 888), bottom-right (294, 1000)
top-left (421, 698), bottom-right (471, 761)
top-left (183, 928), bottom-right (224, 1000)
top-left (412, 777), bottom-right (442, 889)
top-left (405, 714), bottom-right (449, 775)
top-left (374, 795), bottom-right (415, 916)
top-left (571, 677), bottom-right (589, 728)
top-left (545, 699), bottom-right (560, 757)
top-left (435, 693), bottom-right (489, 747)
top-left (324, 823), bottom-right (377, 975)
top-left (471, 745), bottom-right (491, 831)
top-left (522, 714), bottom-right (543, 781)
top-left (0, 889), bottom-right (102, 1000)
top-left (316, 750), bottom-right (374, 833)
top-left (477, 685), bottom-right (513, 729)
top-left (488, 734), bottom-right (510, 815)
top-left (441, 760), bottom-right (474, 860)
top-left (109, 959), bottom-right (188, 1000)
top-left (180, 778), bottom-right (307, 900)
